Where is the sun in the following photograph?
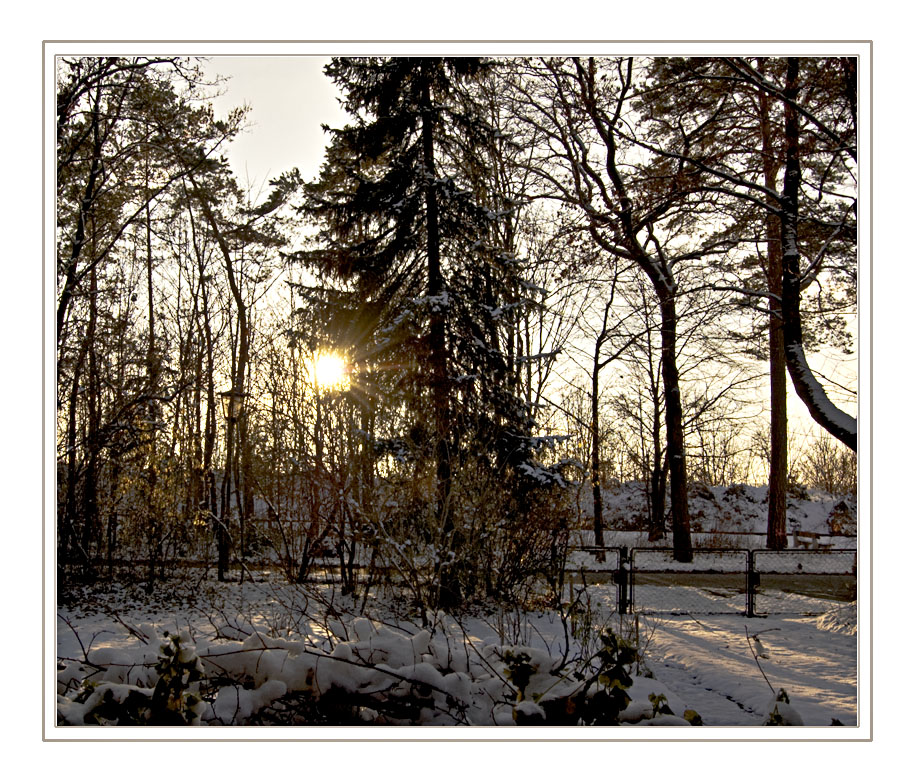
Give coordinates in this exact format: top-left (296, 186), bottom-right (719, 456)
top-left (314, 352), bottom-right (349, 390)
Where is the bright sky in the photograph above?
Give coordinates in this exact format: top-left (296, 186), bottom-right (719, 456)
top-left (202, 57), bottom-right (349, 193)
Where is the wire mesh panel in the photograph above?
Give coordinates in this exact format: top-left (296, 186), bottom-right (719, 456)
top-left (630, 548), bottom-right (750, 616)
top-left (564, 547), bottom-right (621, 574)
top-left (563, 547), bottom-right (624, 612)
top-left (751, 549), bottom-right (857, 616)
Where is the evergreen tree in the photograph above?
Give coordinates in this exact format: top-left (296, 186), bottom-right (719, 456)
top-left (300, 57), bottom-right (562, 607)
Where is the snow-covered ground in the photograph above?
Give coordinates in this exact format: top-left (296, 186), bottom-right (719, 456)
top-left (630, 605), bottom-right (857, 726)
top-left (568, 481), bottom-right (857, 547)
top-left (54, 569), bottom-right (858, 731)
top-left (51, 481), bottom-right (860, 734)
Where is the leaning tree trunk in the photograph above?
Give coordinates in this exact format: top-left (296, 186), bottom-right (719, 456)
top-left (780, 57), bottom-right (857, 452)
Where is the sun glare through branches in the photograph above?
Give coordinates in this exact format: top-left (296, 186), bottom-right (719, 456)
top-left (313, 351), bottom-right (350, 391)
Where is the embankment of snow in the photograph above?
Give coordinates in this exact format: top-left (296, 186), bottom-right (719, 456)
top-left (816, 601), bottom-right (857, 635)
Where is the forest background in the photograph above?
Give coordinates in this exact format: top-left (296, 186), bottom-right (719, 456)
top-left (49, 46), bottom-right (860, 601)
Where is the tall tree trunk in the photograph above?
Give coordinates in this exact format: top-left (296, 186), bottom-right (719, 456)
top-left (659, 292), bottom-right (692, 561)
top-left (421, 66), bottom-right (459, 609)
top-left (190, 273), bottom-right (205, 516)
top-left (197, 258), bottom-right (220, 565)
top-left (218, 337), bottom-right (237, 583)
top-left (648, 460), bottom-right (668, 541)
top-left (235, 248), bottom-right (255, 572)
top-left (571, 57), bottom-right (692, 561)
top-left (759, 59), bottom-right (789, 550)
top-left (647, 330), bottom-right (667, 543)
top-left (57, 85), bottom-right (103, 350)
top-left (61, 351), bottom-right (86, 580)
top-left (144, 189), bottom-right (161, 591)
top-left (219, 409), bottom-right (234, 581)
top-left (200, 268), bottom-right (218, 532)
top-left (591, 362), bottom-right (606, 559)
top-left (190, 176), bottom-right (252, 578)
top-left (83, 235), bottom-right (101, 563)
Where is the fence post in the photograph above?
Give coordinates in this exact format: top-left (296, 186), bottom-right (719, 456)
top-left (746, 550), bottom-right (759, 617)
top-left (615, 546), bottom-right (631, 615)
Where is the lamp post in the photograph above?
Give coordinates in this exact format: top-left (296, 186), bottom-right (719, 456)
top-left (220, 389), bottom-right (245, 422)
top-left (217, 389), bottom-right (246, 581)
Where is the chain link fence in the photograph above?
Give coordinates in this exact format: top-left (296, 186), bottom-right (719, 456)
top-left (630, 548), bottom-right (750, 615)
top-left (565, 546), bottom-right (857, 617)
top-left (749, 548), bottom-right (857, 617)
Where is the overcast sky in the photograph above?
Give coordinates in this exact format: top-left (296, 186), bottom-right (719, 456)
top-left (203, 57), bottom-right (349, 192)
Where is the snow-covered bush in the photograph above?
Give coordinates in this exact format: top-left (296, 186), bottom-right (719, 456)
top-left (58, 630), bottom-right (205, 726)
top-left (816, 601), bottom-right (856, 635)
top-left (367, 455), bottom-right (572, 618)
top-left (57, 615), bottom-right (701, 727)
top-left (761, 688), bottom-right (804, 726)
top-left (499, 628), bottom-right (640, 725)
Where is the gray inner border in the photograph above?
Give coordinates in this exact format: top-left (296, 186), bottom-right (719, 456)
top-left (43, 39), bottom-right (873, 743)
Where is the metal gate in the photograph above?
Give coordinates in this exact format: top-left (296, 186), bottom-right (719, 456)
top-left (630, 548), bottom-right (751, 615)
top-left (563, 546), bottom-right (626, 612)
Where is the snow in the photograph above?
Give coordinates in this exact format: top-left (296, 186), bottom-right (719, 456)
top-left (630, 609), bottom-right (857, 726)
top-left (816, 601), bottom-right (858, 635)
top-left (412, 291), bottom-right (451, 312)
top-left (569, 480), bottom-right (857, 546)
top-left (55, 563), bottom-right (859, 732)
top-left (51, 479), bottom-right (861, 735)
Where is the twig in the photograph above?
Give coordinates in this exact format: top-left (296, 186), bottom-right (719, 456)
top-left (58, 613), bottom-right (111, 662)
top-left (58, 613), bottom-right (89, 661)
top-left (744, 625), bottom-right (775, 695)
top-left (110, 610), bottom-right (150, 644)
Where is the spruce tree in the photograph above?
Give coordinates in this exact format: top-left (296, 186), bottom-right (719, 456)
top-left (301, 57), bottom-right (561, 607)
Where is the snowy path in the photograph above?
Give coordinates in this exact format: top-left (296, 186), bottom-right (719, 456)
top-left (643, 613), bottom-right (857, 726)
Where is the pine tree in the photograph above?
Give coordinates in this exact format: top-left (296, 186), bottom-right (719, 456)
top-left (636, 56), bottom-right (857, 547)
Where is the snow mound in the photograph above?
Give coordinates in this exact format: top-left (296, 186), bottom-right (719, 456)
top-left (568, 480), bottom-right (856, 547)
top-left (761, 689), bottom-right (805, 726)
top-left (816, 602), bottom-right (856, 635)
